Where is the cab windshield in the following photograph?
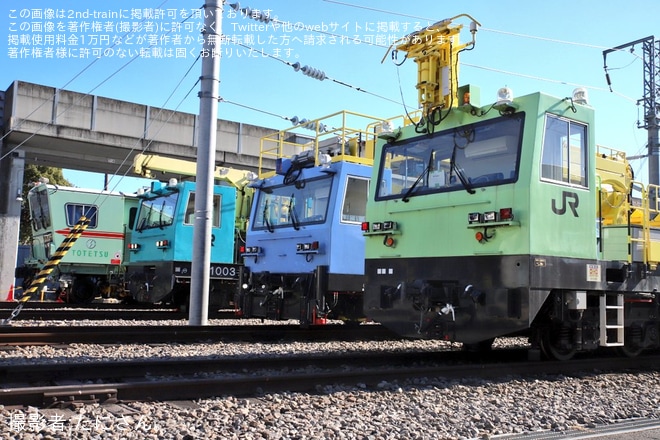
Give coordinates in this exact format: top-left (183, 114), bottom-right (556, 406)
top-left (253, 174), bottom-right (333, 231)
top-left (376, 113), bottom-right (524, 201)
top-left (136, 192), bottom-right (179, 231)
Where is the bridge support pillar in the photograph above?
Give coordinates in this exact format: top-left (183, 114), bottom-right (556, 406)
top-left (0, 146), bottom-right (25, 301)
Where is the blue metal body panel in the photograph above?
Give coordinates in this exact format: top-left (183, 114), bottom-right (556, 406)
top-left (244, 161), bottom-right (369, 276)
top-left (126, 180), bottom-right (238, 304)
top-left (129, 181), bottom-right (236, 265)
top-left (239, 160), bottom-right (370, 323)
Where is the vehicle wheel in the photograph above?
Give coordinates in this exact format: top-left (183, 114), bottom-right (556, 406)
top-left (71, 277), bottom-right (96, 303)
top-left (616, 329), bottom-right (644, 357)
top-left (540, 327), bottom-right (577, 361)
top-left (616, 343), bottom-right (644, 358)
top-left (170, 284), bottom-right (190, 310)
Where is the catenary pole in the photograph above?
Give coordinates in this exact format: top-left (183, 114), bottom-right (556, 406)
top-left (189, 0), bottom-right (222, 325)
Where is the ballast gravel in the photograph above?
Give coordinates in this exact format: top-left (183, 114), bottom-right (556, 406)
top-left (1, 319), bottom-right (659, 439)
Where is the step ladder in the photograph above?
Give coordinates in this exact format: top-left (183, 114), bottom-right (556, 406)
top-left (599, 293), bottom-right (624, 347)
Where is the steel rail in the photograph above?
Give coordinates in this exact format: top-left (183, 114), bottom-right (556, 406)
top-left (0, 302), bottom-right (237, 321)
top-left (1, 352), bottom-right (658, 408)
top-left (0, 324), bottom-right (398, 345)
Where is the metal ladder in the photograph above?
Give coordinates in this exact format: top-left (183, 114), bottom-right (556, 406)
top-left (599, 293), bottom-right (624, 347)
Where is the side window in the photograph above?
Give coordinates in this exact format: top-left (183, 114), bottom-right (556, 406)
top-left (184, 193), bottom-right (195, 225)
top-left (128, 207), bottom-right (138, 230)
top-left (541, 114), bottom-right (588, 187)
top-left (212, 194), bottom-right (221, 228)
top-left (342, 176), bottom-right (369, 223)
top-left (184, 192), bottom-right (221, 227)
top-left (65, 204), bottom-right (99, 228)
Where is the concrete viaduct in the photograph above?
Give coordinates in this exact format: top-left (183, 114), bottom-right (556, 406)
top-left (0, 80), bottom-right (283, 301)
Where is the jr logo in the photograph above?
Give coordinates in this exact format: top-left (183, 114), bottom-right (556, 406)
top-left (552, 191), bottom-right (579, 217)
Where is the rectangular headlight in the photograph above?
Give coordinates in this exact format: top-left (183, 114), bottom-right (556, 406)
top-left (383, 221), bottom-right (397, 230)
top-left (468, 212), bottom-right (481, 224)
top-left (483, 211), bottom-right (497, 222)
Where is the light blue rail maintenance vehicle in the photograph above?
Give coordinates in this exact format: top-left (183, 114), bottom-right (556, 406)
top-left (237, 111), bottom-right (414, 325)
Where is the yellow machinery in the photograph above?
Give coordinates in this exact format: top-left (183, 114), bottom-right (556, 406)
top-left (596, 145), bottom-right (660, 264)
top-left (597, 146), bottom-right (633, 226)
top-left (383, 14), bottom-right (481, 114)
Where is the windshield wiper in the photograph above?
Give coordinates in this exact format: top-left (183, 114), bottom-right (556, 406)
top-left (288, 193), bottom-right (300, 230)
top-left (449, 147), bottom-right (475, 195)
top-left (450, 160), bottom-right (475, 194)
top-left (402, 150), bottom-right (434, 203)
top-left (263, 200), bottom-right (274, 233)
top-left (137, 217), bottom-right (146, 232)
top-left (158, 200), bottom-right (166, 229)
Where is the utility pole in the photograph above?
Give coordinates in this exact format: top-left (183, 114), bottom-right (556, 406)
top-left (604, 36), bottom-right (660, 190)
top-left (189, 0), bottom-right (222, 326)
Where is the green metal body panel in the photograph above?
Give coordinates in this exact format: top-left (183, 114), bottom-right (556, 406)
top-left (365, 92), bottom-right (597, 263)
top-left (26, 184), bottom-right (137, 276)
top-left (361, 90), bottom-right (652, 344)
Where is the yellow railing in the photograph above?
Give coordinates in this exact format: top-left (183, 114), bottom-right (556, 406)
top-left (258, 110), bottom-right (422, 178)
top-left (625, 181), bottom-right (660, 265)
top-left (628, 180), bottom-right (649, 265)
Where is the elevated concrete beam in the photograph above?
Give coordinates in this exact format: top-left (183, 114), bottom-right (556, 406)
top-left (3, 80), bottom-right (278, 176)
top-left (0, 80), bottom-right (282, 299)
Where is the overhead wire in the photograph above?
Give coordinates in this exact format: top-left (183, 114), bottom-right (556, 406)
top-left (6, 1), bottom-right (409, 185)
top-left (8, 1), bottom-right (646, 177)
top-left (0, 0), bottom-right (172, 158)
top-left (461, 62), bottom-right (637, 104)
top-left (320, 0), bottom-right (642, 100)
top-left (227, 1), bottom-right (644, 126)
top-left (229, 40), bottom-right (411, 109)
top-left (229, 3), bottom-right (388, 49)
top-left (219, 98), bottom-right (293, 122)
top-left (2, 1), bottom-right (204, 213)
top-left (479, 27), bottom-right (645, 61)
top-left (322, 0), bottom-right (645, 57)
top-left (103, 55), bottom-right (202, 197)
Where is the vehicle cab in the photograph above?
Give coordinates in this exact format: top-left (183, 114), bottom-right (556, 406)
top-left (126, 179), bottom-right (239, 308)
top-left (237, 111), bottom-right (408, 325)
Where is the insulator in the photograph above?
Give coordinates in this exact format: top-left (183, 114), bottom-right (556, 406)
top-left (291, 62), bottom-right (302, 72)
top-left (230, 3), bottom-right (271, 23)
top-left (290, 117), bottom-right (326, 132)
top-left (300, 65), bottom-right (326, 81)
top-left (255, 12), bottom-right (272, 23)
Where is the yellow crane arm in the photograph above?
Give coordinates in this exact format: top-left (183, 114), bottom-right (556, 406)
top-left (133, 153), bottom-right (253, 190)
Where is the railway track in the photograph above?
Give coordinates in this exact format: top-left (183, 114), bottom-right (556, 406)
top-left (0, 323), bottom-right (399, 345)
top-left (0, 301), bottom-right (237, 321)
top-left (2, 350), bottom-right (658, 409)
